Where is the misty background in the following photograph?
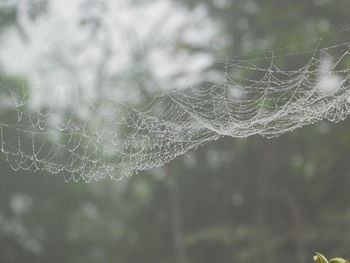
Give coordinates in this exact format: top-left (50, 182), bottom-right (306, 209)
top-left (0, 0), bottom-right (350, 262)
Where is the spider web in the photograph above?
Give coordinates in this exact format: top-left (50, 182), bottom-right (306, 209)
top-left (1, 30), bottom-right (350, 182)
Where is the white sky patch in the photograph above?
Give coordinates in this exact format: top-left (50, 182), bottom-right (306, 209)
top-left (316, 57), bottom-right (342, 95)
top-left (0, 0), bottom-right (227, 109)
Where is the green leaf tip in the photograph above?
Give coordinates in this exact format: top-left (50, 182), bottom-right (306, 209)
top-left (329, 258), bottom-right (349, 263)
top-left (313, 253), bottom-right (349, 263)
top-left (314, 252), bottom-right (329, 263)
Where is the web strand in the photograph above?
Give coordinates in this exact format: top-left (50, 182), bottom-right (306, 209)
top-left (1, 32), bottom-right (350, 182)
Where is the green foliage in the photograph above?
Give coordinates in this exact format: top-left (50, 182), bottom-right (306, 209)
top-left (314, 253), bottom-right (349, 263)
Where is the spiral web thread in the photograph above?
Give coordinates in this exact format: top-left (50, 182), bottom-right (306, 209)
top-left (1, 31), bottom-right (350, 182)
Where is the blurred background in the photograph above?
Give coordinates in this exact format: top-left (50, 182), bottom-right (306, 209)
top-left (0, 0), bottom-right (350, 262)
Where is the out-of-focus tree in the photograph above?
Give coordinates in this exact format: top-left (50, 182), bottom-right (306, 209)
top-left (0, 0), bottom-right (350, 263)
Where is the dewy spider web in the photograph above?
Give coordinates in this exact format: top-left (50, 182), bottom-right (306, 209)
top-left (1, 29), bottom-right (350, 182)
